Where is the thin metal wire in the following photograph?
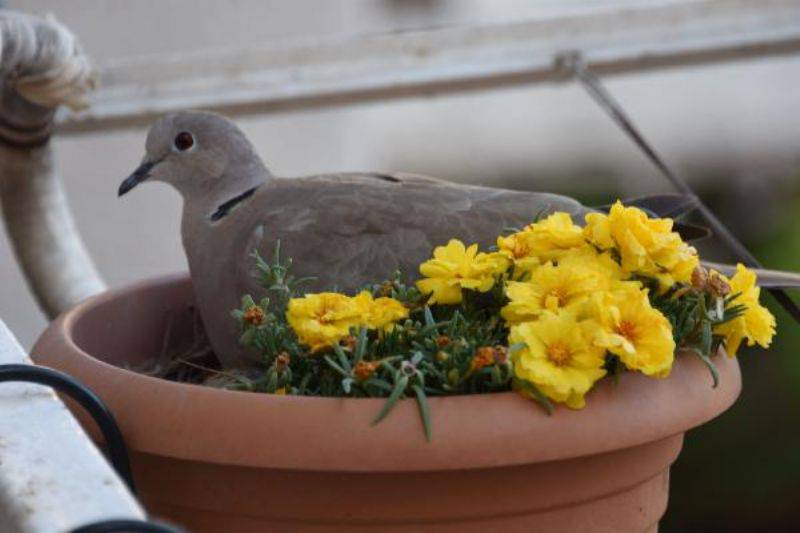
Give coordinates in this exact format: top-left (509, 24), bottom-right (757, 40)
top-left (566, 55), bottom-right (800, 324)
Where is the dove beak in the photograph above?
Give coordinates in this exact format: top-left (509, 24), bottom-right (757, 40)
top-left (118, 161), bottom-right (156, 197)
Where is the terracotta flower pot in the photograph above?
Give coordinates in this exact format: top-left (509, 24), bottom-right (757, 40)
top-left (32, 274), bottom-right (741, 532)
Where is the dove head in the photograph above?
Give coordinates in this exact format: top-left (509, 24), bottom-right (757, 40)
top-left (119, 111), bottom-right (270, 213)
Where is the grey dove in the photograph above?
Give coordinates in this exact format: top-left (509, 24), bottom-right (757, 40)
top-left (118, 111), bottom-right (594, 368)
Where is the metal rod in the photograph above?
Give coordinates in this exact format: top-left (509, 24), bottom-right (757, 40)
top-left (568, 55), bottom-right (800, 323)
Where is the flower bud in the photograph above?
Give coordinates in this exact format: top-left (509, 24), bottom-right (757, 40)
top-left (493, 346), bottom-right (509, 365)
top-left (243, 305), bottom-right (266, 326)
top-left (341, 335), bottom-right (357, 351)
top-left (470, 346), bottom-right (496, 371)
top-left (447, 368), bottom-right (460, 385)
top-left (708, 272), bottom-right (731, 298)
top-left (380, 281), bottom-right (394, 297)
top-left (274, 352), bottom-right (291, 372)
top-left (354, 360), bottom-right (379, 380)
top-left (691, 266), bottom-right (709, 290)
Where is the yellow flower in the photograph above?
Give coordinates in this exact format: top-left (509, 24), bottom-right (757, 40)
top-left (583, 212), bottom-right (615, 250)
top-left (502, 261), bottom-right (604, 325)
top-left (416, 239), bottom-right (509, 304)
top-left (557, 246), bottom-right (624, 281)
top-left (592, 285), bottom-right (675, 377)
top-left (510, 313), bottom-right (607, 409)
top-left (667, 245), bottom-right (700, 287)
top-left (496, 232), bottom-right (541, 275)
top-left (361, 293), bottom-right (409, 330)
top-left (501, 247), bottom-right (622, 325)
top-left (287, 291), bottom-right (408, 350)
top-left (583, 201), bottom-right (699, 289)
top-left (497, 212), bottom-right (586, 275)
top-left (287, 292), bottom-right (364, 350)
top-left (713, 264), bottom-right (776, 356)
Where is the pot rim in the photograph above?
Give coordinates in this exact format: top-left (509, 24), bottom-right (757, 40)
top-left (32, 273), bottom-right (742, 472)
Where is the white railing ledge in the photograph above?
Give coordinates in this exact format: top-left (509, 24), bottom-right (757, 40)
top-left (56, 0), bottom-right (800, 134)
top-left (0, 320), bottom-right (145, 533)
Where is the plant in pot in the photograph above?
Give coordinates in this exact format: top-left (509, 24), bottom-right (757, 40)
top-left (33, 113), bottom-right (776, 532)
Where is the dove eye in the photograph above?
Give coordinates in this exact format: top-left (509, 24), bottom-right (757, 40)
top-left (174, 131), bottom-right (194, 151)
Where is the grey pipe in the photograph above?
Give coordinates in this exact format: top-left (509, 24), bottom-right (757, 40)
top-left (0, 10), bottom-right (104, 318)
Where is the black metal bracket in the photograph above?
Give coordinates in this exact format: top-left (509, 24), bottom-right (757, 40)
top-left (0, 363), bottom-right (182, 532)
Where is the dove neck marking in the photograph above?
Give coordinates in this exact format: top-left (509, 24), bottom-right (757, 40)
top-left (210, 185), bottom-right (260, 222)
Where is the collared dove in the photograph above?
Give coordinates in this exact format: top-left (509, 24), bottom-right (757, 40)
top-left (118, 111), bottom-right (796, 368)
top-left (118, 111), bottom-right (594, 367)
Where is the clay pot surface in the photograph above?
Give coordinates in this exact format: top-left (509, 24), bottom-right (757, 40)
top-left (32, 274), bottom-right (741, 532)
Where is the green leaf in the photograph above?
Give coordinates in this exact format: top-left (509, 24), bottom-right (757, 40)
top-left (725, 291), bottom-right (743, 305)
top-left (717, 304), bottom-right (746, 325)
top-left (297, 373), bottom-right (313, 395)
top-left (508, 342), bottom-right (526, 354)
top-left (323, 356), bottom-right (349, 378)
top-left (378, 357), bottom-right (403, 372)
top-left (490, 365), bottom-right (503, 386)
top-left (332, 343), bottom-right (352, 372)
top-left (354, 327), bottom-right (368, 364)
top-left (412, 384), bottom-right (432, 442)
top-left (266, 372), bottom-right (278, 392)
top-left (699, 321), bottom-right (713, 357)
top-left (691, 348), bottom-right (720, 388)
top-left (273, 240), bottom-right (282, 265)
top-left (363, 377), bottom-right (393, 394)
top-left (423, 306), bottom-right (436, 328)
top-left (238, 328), bottom-right (256, 346)
top-left (372, 375), bottom-right (409, 425)
top-left (514, 379), bottom-right (554, 415)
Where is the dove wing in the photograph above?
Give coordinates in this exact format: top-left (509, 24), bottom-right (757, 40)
top-left (238, 172), bottom-right (590, 294)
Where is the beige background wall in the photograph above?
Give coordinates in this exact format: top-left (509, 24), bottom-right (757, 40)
top-left (3, 1), bottom-right (800, 347)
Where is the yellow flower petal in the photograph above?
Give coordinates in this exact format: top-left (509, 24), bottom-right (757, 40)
top-left (498, 212), bottom-right (586, 276)
top-left (417, 239), bottom-right (509, 304)
top-left (583, 201), bottom-right (699, 290)
top-left (510, 313), bottom-right (607, 409)
top-left (592, 285), bottom-right (675, 377)
top-left (501, 250), bottom-right (619, 326)
top-left (286, 292), bottom-right (363, 350)
top-left (287, 291), bottom-right (408, 349)
top-left (366, 295), bottom-right (410, 330)
top-left (714, 264), bottom-right (776, 357)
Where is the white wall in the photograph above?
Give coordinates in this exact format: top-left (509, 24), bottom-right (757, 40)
top-left (2, 1), bottom-right (800, 347)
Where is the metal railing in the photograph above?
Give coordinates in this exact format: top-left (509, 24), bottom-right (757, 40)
top-left (0, 320), bottom-right (147, 532)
